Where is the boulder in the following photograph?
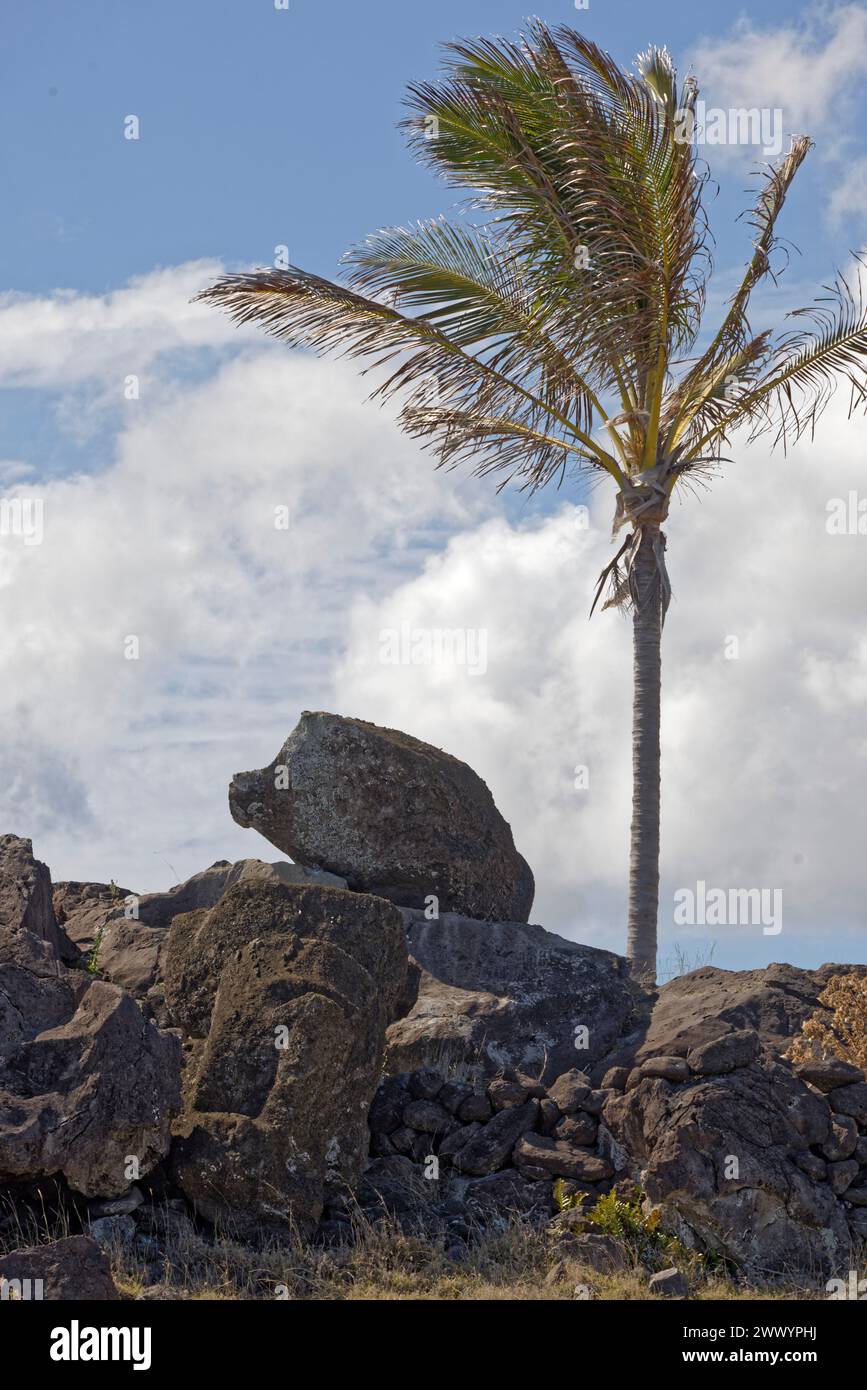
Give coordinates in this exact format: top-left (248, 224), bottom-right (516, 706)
top-left (539, 1099), bottom-right (560, 1134)
top-left (228, 711), bottom-right (534, 922)
top-left (438, 1081), bottom-right (473, 1116)
top-left (402, 1100), bottom-right (457, 1135)
top-left (164, 879), bottom-right (413, 1235)
top-left (827, 1159), bottom-right (859, 1196)
top-left (513, 1134), bottom-right (613, 1182)
top-left (52, 858), bottom-right (342, 1003)
top-left (686, 1029), bottom-right (760, 1076)
top-left (1, 835), bottom-right (75, 962)
top-left (488, 1078), bottom-right (535, 1111)
top-left (356, 1155), bottom-right (426, 1214)
top-left (794, 1058), bottom-right (865, 1092)
top-left (465, 1169), bottom-right (555, 1220)
top-left (386, 913), bottom-right (637, 1084)
top-left (820, 1114), bottom-right (858, 1162)
top-left (793, 1150), bottom-right (827, 1181)
top-left (569, 1232), bottom-right (630, 1272)
top-left (368, 1076), bottom-right (413, 1134)
top-left (648, 1267), bottom-right (688, 1298)
top-left (603, 1056), bottom-right (851, 1278)
top-left (603, 963), bottom-right (867, 1074)
top-left (438, 1122), bottom-right (483, 1160)
top-left (827, 1082), bottom-right (867, 1125)
top-left (458, 1093), bottom-right (493, 1125)
top-left (53, 880), bottom-right (134, 951)
top-left (0, 1236), bottom-right (117, 1300)
top-left (546, 1070), bottom-right (592, 1114)
top-left (138, 857), bottom-right (346, 929)
top-left (407, 1067), bottom-right (444, 1101)
top-left (553, 1113), bottom-right (598, 1146)
top-left (451, 1100), bottom-right (538, 1176)
top-left (628, 1056), bottom-right (691, 1086)
top-left (0, 980), bottom-right (181, 1196)
top-left (87, 1214), bottom-right (136, 1247)
top-left (0, 838), bottom-right (181, 1197)
top-left (602, 1067), bottom-right (630, 1091)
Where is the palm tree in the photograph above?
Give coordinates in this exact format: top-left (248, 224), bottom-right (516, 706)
top-left (198, 24), bottom-right (867, 982)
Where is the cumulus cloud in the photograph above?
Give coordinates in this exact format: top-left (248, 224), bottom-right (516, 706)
top-left (688, 4), bottom-right (867, 164)
top-left (0, 266), bottom-right (493, 887)
top-left (691, 4), bottom-right (867, 130)
top-left (829, 156), bottom-right (867, 223)
top-left (0, 261), bottom-right (255, 389)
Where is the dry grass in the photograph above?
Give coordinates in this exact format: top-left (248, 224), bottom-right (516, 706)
top-left (1, 1188), bottom-right (849, 1302)
top-left (788, 972), bottom-right (867, 1071)
top-left (106, 1210), bottom-right (827, 1302)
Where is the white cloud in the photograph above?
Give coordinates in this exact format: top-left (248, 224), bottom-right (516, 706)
top-left (0, 261), bottom-right (255, 389)
top-left (688, 4), bottom-right (867, 161)
top-left (829, 155), bottom-right (867, 223)
top-left (0, 267), bottom-right (493, 887)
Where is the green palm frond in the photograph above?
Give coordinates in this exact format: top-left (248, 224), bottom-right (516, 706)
top-left (666, 136), bottom-right (813, 447)
top-left (340, 217), bottom-right (609, 437)
top-left (663, 333), bottom-right (774, 454)
top-left (691, 266), bottom-right (867, 452)
top-left (195, 266), bottom-right (624, 490)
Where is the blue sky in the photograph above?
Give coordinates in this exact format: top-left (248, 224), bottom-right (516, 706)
top-left (3, 2), bottom-right (867, 974)
top-left (3, 0), bottom-right (862, 295)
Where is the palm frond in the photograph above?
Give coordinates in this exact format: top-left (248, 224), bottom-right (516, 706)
top-left (690, 265), bottom-right (867, 452)
top-left (340, 217), bottom-right (611, 437)
top-left (666, 136), bottom-right (813, 447)
top-left (400, 403), bottom-right (596, 491)
top-left (195, 266), bottom-right (623, 489)
top-left (402, 23), bottom-right (711, 424)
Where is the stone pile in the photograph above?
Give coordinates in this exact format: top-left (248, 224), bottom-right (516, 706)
top-left (356, 1039), bottom-right (867, 1278)
top-left (344, 1063), bottom-right (619, 1250)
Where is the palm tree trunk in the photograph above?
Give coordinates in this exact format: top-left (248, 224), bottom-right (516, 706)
top-left (626, 526), bottom-right (664, 983)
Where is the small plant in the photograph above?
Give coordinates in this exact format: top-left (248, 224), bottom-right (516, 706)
top-left (788, 973), bottom-right (867, 1071)
top-left (587, 1189), bottom-right (696, 1273)
top-left (553, 1179), bottom-right (589, 1213)
top-left (86, 924), bottom-right (106, 977)
top-left (658, 940), bottom-right (717, 983)
top-left (108, 879), bottom-right (121, 898)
